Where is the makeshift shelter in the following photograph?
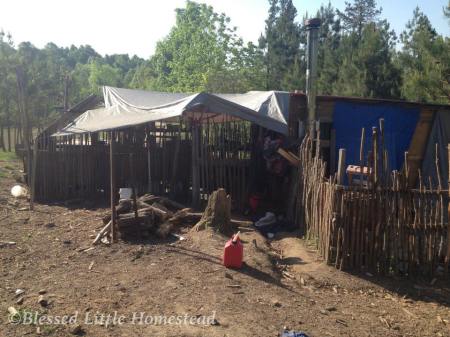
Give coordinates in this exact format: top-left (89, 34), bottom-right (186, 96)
top-left (33, 86), bottom-right (294, 210)
top-left (32, 85), bottom-right (450, 210)
top-left (289, 93), bottom-right (450, 187)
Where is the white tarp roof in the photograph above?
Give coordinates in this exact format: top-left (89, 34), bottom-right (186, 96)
top-left (54, 86), bottom-right (291, 136)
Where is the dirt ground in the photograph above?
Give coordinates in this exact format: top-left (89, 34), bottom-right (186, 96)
top-left (1, 156), bottom-right (450, 337)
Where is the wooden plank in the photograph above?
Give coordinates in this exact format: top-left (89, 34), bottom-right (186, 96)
top-left (110, 131), bottom-right (117, 242)
top-left (191, 123), bottom-right (200, 208)
top-left (406, 108), bottom-right (435, 187)
top-left (337, 149), bottom-right (346, 185)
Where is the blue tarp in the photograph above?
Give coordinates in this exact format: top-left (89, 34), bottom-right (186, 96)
top-left (333, 101), bottom-right (420, 182)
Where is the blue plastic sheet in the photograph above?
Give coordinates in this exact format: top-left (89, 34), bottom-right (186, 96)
top-left (333, 101), bottom-right (420, 183)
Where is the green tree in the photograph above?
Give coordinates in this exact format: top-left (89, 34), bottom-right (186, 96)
top-left (337, 0), bottom-right (382, 38)
top-left (0, 30), bottom-right (17, 150)
top-left (444, 1), bottom-right (450, 23)
top-left (259, 0), bottom-right (302, 90)
top-left (399, 7), bottom-right (449, 103)
top-left (334, 20), bottom-right (400, 98)
top-left (88, 60), bottom-right (121, 94)
top-left (316, 2), bottom-right (342, 94)
top-left (140, 1), bottom-right (238, 92)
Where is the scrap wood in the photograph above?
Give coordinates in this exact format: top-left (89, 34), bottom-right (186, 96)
top-left (277, 148), bottom-right (300, 167)
top-left (138, 194), bottom-right (186, 211)
top-left (379, 316), bottom-right (391, 328)
top-left (121, 205), bottom-right (169, 221)
top-left (151, 202), bottom-right (173, 216)
top-left (402, 307), bottom-right (417, 318)
top-left (170, 233), bottom-right (186, 241)
top-left (102, 199), bottom-right (133, 224)
top-left (92, 221), bottom-right (111, 245)
top-left (282, 271), bottom-right (294, 279)
top-left (231, 219), bottom-right (253, 227)
top-left (117, 215), bottom-right (155, 228)
top-left (0, 241), bottom-right (17, 248)
top-left (155, 221), bottom-right (174, 238)
top-left (138, 194), bottom-right (161, 204)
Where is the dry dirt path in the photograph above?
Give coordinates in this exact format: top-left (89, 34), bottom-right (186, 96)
top-left (1, 156), bottom-right (450, 337)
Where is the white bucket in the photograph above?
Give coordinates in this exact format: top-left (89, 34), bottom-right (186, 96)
top-left (119, 188), bottom-right (132, 200)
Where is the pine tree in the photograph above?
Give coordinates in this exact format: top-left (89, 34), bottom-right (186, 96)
top-left (337, 0), bottom-right (382, 38)
top-left (444, 1), bottom-right (450, 23)
top-left (316, 2), bottom-right (342, 94)
top-left (398, 7), bottom-right (449, 103)
top-left (259, 0), bottom-right (302, 90)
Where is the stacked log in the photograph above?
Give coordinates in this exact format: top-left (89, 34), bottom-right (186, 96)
top-left (94, 194), bottom-right (201, 244)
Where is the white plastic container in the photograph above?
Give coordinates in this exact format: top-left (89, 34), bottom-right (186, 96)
top-left (11, 185), bottom-right (27, 198)
top-left (119, 188), bottom-right (132, 200)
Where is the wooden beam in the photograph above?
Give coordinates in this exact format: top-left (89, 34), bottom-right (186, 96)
top-left (446, 144), bottom-right (450, 275)
top-left (337, 148), bottom-right (346, 185)
top-left (191, 122), bottom-right (200, 208)
top-left (110, 131), bottom-right (117, 242)
top-left (406, 108), bottom-right (435, 187)
top-left (277, 148), bottom-right (300, 167)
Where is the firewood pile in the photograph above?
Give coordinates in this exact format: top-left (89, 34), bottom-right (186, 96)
top-left (93, 194), bottom-right (202, 245)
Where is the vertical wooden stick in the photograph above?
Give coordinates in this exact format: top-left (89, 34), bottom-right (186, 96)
top-left (379, 119), bottom-right (385, 186)
top-left (359, 128), bottom-right (365, 187)
top-left (445, 144), bottom-right (450, 275)
top-left (191, 122), bottom-right (200, 208)
top-left (372, 127), bottom-right (379, 187)
top-left (146, 126), bottom-right (152, 193)
top-left (110, 131), bottom-right (117, 242)
top-left (337, 149), bottom-right (346, 185)
top-left (129, 153), bottom-right (138, 219)
top-left (30, 139), bottom-right (38, 209)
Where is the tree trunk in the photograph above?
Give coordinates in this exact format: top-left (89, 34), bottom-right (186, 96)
top-left (6, 98), bottom-right (11, 152)
top-left (192, 188), bottom-right (235, 235)
top-left (0, 126), bottom-right (5, 151)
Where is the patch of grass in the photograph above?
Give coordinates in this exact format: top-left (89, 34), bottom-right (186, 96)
top-left (0, 150), bottom-right (17, 161)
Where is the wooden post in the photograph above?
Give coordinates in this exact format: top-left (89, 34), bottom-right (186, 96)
top-left (170, 120), bottom-right (181, 199)
top-left (379, 119), bottom-right (385, 185)
top-left (337, 148), bottom-right (346, 185)
top-left (15, 66), bottom-right (33, 210)
top-left (446, 144), bottom-right (450, 275)
top-left (191, 122), bottom-right (200, 208)
top-left (372, 127), bottom-right (379, 187)
top-left (30, 139), bottom-right (38, 208)
top-left (330, 129), bottom-right (336, 175)
top-left (110, 131), bottom-right (117, 242)
top-left (129, 153), bottom-right (138, 219)
top-left (359, 128), bottom-right (365, 186)
top-left (146, 126), bottom-right (152, 193)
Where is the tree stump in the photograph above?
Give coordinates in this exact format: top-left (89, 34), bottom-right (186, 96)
top-left (192, 188), bottom-right (235, 235)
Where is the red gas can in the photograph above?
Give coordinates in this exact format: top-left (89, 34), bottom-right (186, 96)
top-left (223, 232), bottom-right (243, 269)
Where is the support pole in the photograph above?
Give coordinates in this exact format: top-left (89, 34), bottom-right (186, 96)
top-left (379, 118), bottom-right (385, 186)
top-left (129, 153), bottom-right (138, 219)
top-left (337, 148), bottom-right (346, 185)
top-left (446, 144), bottom-right (450, 275)
top-left (191, 122), bottom-right (200, 208)
top-left (31, 139), bottom-right (38, 208)
top-left (359, 128), bottom-right (365, 186)
top-left (15, 66), bottom-right (33, 209)
top-left (146, 125), bottom-right (153, 193)
top-left (372, 127), bottom-right (379, 187)
top-left (110, 131), bottom-right (117, 242)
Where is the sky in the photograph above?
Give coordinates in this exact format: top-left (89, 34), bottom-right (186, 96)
top-left (0, 0), bottom-right (448, 58)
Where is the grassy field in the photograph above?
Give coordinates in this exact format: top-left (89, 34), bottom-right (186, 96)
top-left (0, 150), bottom-right (17, 162)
